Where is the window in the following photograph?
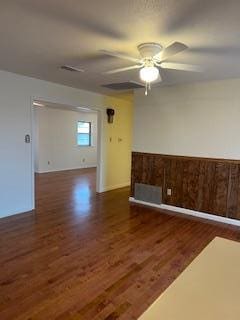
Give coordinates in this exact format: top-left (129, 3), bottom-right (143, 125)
top-left (77, 121), bottom-right (91, 146)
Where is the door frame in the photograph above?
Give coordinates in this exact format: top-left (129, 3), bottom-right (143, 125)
top-left (30, 96), bottom-right (105, 210)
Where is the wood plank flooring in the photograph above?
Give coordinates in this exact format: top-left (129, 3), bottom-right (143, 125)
top-left (0, 168), bottom-right (240, 319)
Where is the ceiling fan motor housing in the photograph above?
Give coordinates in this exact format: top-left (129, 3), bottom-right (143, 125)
top-left (137, 43), bottom-right (162, 58)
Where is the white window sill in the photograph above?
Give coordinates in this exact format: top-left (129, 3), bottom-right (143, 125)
top-left (77, 145), bottom-right (95, 148)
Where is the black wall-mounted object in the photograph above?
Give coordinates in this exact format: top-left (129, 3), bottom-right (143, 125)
top-left (25, 134), bottom-right (31, 143)
top-left (106, 108), bottom-right (115, 123)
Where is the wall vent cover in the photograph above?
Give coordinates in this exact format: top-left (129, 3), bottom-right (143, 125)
top-left (102, 82), bottom-right (144, 90)
top-left (134, 183), bottom-right (162, 205)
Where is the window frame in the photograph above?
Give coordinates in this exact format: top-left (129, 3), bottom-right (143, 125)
top-left (77, 121), bottom-right (92, 147)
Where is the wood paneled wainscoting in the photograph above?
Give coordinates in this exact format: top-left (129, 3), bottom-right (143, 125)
top-left (131, 152), bottom-right (240, 221)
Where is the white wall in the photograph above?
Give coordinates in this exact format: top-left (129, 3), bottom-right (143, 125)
top-left (34, 107), bottom-right (97, 173)
top-left (0, 70), bottom-right (105, 218)
top-left (133, 78), bottom-right (240, 159)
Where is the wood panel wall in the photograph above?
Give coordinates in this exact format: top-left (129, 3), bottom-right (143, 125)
top-left (131, 152), bottom-right (240, 220)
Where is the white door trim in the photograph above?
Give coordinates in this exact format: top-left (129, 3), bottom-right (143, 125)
top-left (30, 96), bottom-right (105, 210)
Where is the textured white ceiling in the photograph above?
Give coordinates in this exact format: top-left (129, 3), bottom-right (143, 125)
top-left (1, 0), bottom-right (240, 93)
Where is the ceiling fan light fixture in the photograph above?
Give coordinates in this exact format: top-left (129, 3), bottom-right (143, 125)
top-left (140, 66), bottom-right (159, 83)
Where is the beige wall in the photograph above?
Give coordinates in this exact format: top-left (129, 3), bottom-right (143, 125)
top-left (103, 93), bottom-right (133, 191)
top-left (133, 79), bottom-right (240, 159)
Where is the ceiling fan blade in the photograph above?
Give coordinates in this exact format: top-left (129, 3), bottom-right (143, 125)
top-left (155, 42), bottom-right (188, 61)
top-left (103, 64), bottom-right (142, 74)
top-left (100, 50), bottom-right (141, 63)
top-left (161, 62), bottom-right (202, 72)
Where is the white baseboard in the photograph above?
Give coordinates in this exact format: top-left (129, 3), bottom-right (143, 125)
top-left (129, 197), bottom-right (240, 227)
top-left (36, 165), bottom-right (97, 173)
top-left (0, 206), bottom-right (34, 219)
top-left (101, 182), bottom-right (130, 192)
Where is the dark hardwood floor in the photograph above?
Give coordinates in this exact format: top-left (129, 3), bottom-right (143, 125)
top-left (0, 168), bottom-right (240, 319)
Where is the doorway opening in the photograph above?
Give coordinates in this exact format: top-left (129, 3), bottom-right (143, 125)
top-left (32, 99), bottom-right (102, 213)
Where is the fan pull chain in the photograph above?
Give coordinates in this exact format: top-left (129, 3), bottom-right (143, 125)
top-left (145, 82), bottom-right (152, 96)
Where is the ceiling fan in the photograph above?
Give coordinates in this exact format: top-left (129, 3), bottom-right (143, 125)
top-left (101, 42), bottom-right (202, 95)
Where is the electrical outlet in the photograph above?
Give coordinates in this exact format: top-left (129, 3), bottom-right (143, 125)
top-left (48, 161), bottom-right (50, 165)
top-left (82, 158), bottom-right (85, 162)
top-left (167, 188), bottom-right (172, 196)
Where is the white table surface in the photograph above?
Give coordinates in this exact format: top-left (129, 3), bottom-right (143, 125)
top-left (139, 237), bottom-right (240, 320)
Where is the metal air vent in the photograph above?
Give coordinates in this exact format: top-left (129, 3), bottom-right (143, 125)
top-left (134, 183), bottom-right (162, 205)
top-left (102, 81), bottom-right (144, 90)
